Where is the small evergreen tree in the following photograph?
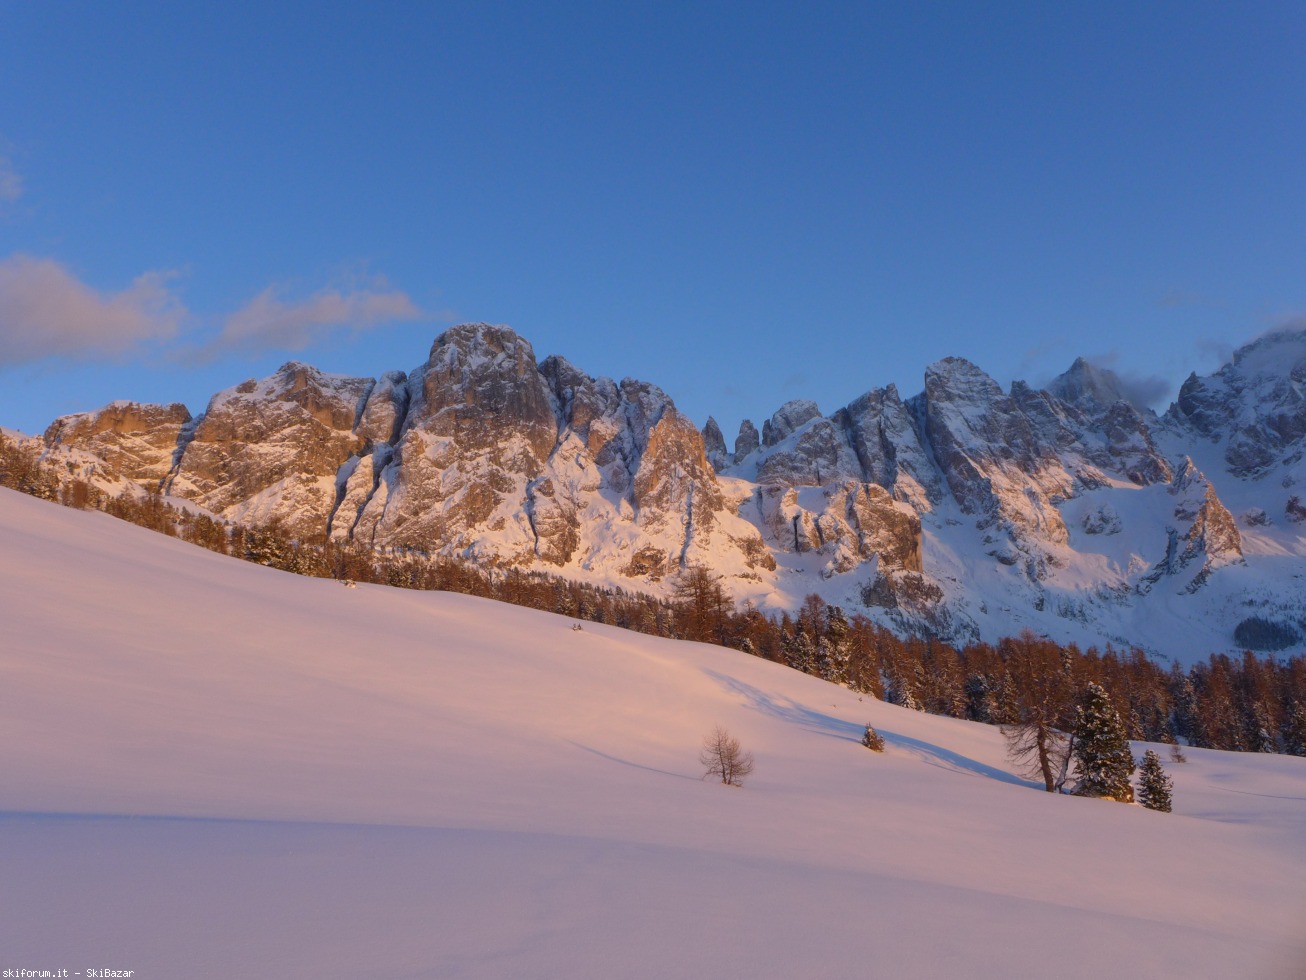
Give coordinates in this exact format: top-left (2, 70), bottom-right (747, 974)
top-left (861, 723), bottom-right (885, 752)
top-left (1071, 682), bottom-right (1136, 801)
top-left (1136, 749), bottom-right (1173, 812)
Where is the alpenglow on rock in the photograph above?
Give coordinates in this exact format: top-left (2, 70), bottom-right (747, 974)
top-left (30, 321), bottom-right (1306, 661)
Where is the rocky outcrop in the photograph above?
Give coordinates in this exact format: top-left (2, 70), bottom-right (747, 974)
top-left (1139, 459), bottom-right (1244, 594)
top-left (167, 362), bottom-right (373, 539)
top-left (734, 419), bottom-right (760, 462)
top-left (345, 324), bottom-right (558, 562)
top-left (1170, 459), bottom-right (1243, 572)
top-left (762, 400), bottom-right (821, 448)
top-left (702, 417), bottom-right (728, 471)
top-left (43, 401), bottom-right (192, 488)
top-left (839, 384), bottom-right (941, 511)
top-left (1167, 328), bottom-right (1306, 477)
top-left (755, 415), bottom-right (860, 487)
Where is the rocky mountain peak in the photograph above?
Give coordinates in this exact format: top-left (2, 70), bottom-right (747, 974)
top-left (924, 356), bottom-right (1005, 404)
top-left (416, 322), bottom-right (556, 462)
top-left (1228, 324), bottom-right (1306, 378)
top-left (762, 399), bottom-right (821, 447)
top-left (734, 419), bottom-right (760, 461)
top-left (1168, 325), bottom-right (1306, 476)
top-left (701, 416), bottom-right (728, 471)
top-left (1047, 357), bottom-right (1129, 414)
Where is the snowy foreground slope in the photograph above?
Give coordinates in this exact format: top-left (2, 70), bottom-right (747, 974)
top-left (1, 488), bottom-right (1304, 979)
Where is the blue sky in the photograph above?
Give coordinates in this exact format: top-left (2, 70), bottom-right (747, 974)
top-left (1, 2), bottom-right (1304, 439)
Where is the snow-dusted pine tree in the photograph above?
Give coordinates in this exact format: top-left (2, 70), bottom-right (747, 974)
top-left (785, 630), bottom-right (817, 676)
top-left (1136, 749), bottom-right (1173, 812)
top-left (1071, 682), bottom-right (1135, 802)
top-left (861, 723), bottom-right (885, 752)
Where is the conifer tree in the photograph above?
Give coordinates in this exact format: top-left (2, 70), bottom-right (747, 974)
top-left (861, 723), bottom-right (885, 752)
top-left (1136, 749), bottom-right (1173, 812)
top-left (787, 630), bottom-right (817, 676)
top-left (823, 605), bottom-right (852, 685)
top-left (1071, 682), bottom-right (1136, 801)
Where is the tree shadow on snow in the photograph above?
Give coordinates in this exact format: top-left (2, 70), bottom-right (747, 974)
top-left (565, 741), bottom-right (699, 781)
top-left (704, 670), bottom-right (1031, 789)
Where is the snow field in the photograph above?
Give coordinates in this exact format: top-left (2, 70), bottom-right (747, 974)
top-left (1, 488), bottom-right (1303, 978)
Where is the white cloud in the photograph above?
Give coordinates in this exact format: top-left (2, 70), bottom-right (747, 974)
top-left (215, 280), bottom-right (424, 354)
top-left (0, 254), bottom-right (184, 365)
top-left (0, 155), bottom-right (21, 205)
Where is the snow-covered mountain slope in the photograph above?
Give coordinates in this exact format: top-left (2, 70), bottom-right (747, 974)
top-left (1, 487), bottom-right (1304, 978)
top-left (31, 323), bottom-right (1306, 661)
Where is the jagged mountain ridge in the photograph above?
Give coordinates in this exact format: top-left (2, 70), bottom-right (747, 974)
top-left (33, 322), bottom-right (1306, 661)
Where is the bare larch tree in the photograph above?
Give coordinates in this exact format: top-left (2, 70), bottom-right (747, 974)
top-left (699, 726), bottom-right (755, 786)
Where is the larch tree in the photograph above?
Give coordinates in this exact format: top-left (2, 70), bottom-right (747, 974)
top-left (699, 726), bottom-right (755, 786)
top-left (1000, 632), bottom-right (1076, 793)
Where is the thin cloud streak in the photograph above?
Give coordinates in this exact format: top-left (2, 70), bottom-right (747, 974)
top-left (0, 254), bottom-right (185, 365)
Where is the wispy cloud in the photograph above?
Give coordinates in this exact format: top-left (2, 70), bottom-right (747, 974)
top-left (0, 254), bottom-right (185, 365)
top-left (212, 278), bottom-right (426, 355)
top-left (1016, 335), bottom-right (1068, 379)
top-left (1082, 352), bottom-right (1172, 410)
top-left (0, 255), bottom-right (439, 368)
top-left (780, 371), bottom-right (809, 391)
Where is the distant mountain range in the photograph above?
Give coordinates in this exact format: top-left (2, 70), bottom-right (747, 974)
top-left (26, 322), bottom-right (1306, 661)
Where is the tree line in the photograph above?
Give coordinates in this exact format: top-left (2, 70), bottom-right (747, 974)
top-left (3, 432), bottom-right (1303, 759)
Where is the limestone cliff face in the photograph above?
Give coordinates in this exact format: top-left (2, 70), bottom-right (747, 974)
top-left (755, 414), bottom-right (860, 487)
top-left (168, 362), bottom-right (373, 539)
top-left (43, 401), bottom-right (192, 488)
top-left (733, 419), bottom-right (760, 462)
top-left (345, 324), bottom-right (558, 561)
top-left (754, 480), bottom-right (921, 577)
top-left (1138, 458), bottom-right (1244, 594)
top-left (839, 384), bottom-right (941, 512)
top-left (329, 324), bottom-right (753, 575)
top-left (31, 322), bottom-right (1304, 656)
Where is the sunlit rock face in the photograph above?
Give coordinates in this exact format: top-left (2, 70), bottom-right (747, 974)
top-left (161, 362), bottom-right (373, 539)
top-left (44, 401), bottom-right (193, 488)
top-left (332, 324), bottom-right (750, 574)
top-left (31, 322), bottom-right (1306, 657)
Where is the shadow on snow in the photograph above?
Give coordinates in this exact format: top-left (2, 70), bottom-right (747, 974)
top-left (705, 670), bottom-right (1033, 790)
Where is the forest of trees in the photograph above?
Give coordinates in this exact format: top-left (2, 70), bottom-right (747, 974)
top-left (4, 431), bottom-right (1305, 760)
